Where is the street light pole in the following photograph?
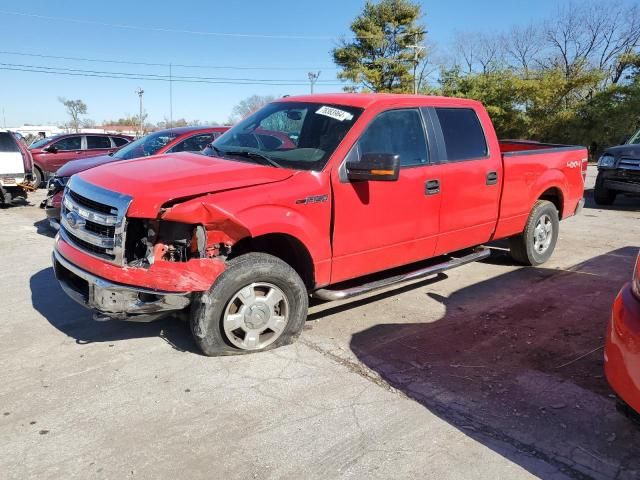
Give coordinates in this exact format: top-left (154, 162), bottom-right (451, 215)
top-left (308, 71), bottom-right (320, 94)
top-left (135, 88), bottom-right (144, 137)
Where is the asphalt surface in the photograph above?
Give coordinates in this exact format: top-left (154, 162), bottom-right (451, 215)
top-left (1, 166), bottom-right (639, 479)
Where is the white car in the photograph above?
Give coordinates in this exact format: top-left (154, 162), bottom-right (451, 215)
top-left (0, 130), bottom-right (32, 205)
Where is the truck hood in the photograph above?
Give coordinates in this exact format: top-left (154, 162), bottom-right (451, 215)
top-left (56, 154), bottom-right (117, 177)
top-left (78, 152), bottom-right (294, 217)
top-left (604, 144), bottom-right (640, 159)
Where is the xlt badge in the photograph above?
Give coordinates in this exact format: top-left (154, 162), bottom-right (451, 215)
top-left (295, 195), bottom-right (328, 205)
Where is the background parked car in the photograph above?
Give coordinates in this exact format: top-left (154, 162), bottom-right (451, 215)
top-left (594, 127), bottom-right (640, 205)
top-left (0, 130), bottom-right (33, 205)
top-left (43, 126), bottom-right (229, 228)
top-left (29, 133), bottom-right (133, 186)
top-left (605, 250), bottom-right (640, 422)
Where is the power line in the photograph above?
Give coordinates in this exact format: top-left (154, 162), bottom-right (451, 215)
top-left (0, 65), bottom-right (350, 87)
top-left (0, 49), bottom-right (338, 71)
top-left (0, 62), bottom-right (345, 84)
top-left (0, 10), bottom-right (415, 41)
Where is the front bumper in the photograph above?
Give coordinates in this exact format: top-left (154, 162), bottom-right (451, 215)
top-left (604, 179), bottom-right (640, 194)
top-left (604, 283), bottom-right (640, 414)
top-left (53, 248), bottom-right (191, 322)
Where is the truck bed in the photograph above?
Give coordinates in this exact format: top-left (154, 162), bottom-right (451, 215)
top-left (492, 140), bottom-right (588, 241)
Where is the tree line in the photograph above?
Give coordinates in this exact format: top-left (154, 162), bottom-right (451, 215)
top-left (333, 0), bottom-right (640, 154)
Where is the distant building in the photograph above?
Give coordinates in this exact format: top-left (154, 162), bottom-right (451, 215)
top-left (10, 125), bottom-right (64, 138)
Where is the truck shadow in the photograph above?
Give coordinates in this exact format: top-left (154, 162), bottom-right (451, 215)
top-left (583, 187), bottom-right (640, 212)
top-left (30, 267), bottom-right (199, 353)
top-left (33, 219), bottom-right (56, 238)
top-left (349, 247), bottom-right (640, 479)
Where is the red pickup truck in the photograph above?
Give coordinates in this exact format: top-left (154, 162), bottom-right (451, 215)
top-left (52, 94), bottom-right (587, 356)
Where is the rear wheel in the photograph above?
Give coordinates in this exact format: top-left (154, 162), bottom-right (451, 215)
top-left (509, 200), bottom-right (559, 266)
top-left (594, 174), bottom-right (616, 206)
top-left (190, 252), bottom-right (308, 356)
top-left (32, 166), bottom-right (44, 189)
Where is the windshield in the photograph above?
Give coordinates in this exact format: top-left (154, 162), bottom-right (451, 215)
top-left (628, 128), bottom-right (640, 145)
top-left (203, 101), bottom-right (363, 171)
top-left (113, 131), bottom-right (180, 160)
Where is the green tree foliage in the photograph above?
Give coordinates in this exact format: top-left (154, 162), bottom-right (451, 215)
top-left (336, 0), bottom-right (640, 152)
top-left (332, 0), bottom-right (426, 92)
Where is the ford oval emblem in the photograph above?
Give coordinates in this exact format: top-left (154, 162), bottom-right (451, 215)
top-left (66, 211), bottom-right (85, 229)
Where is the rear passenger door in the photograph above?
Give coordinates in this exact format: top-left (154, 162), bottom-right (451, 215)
top-left (84, 135), bottom-right (115, 158)
top-left (424, 107), bottom-right (502, 255)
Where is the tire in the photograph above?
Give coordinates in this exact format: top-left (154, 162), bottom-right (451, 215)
top-left (594, 174), bottom-right (616, 206)
top-left (32, 166), bottom-right (44, 189)
top-left (509, 200), bottom-right (560, 266)
top-left (190, 252), bottom-right (308, 356)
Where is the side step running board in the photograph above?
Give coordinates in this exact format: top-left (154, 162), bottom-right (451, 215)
top-left (312, 246), bottom-right (490, 302)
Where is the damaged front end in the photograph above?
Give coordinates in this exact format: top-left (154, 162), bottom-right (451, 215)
top-left (53, 177), bottom-right (249, 322)
top-left (123, 198), bottom-right (251, 268)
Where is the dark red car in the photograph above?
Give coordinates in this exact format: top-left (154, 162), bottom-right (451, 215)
top-left (605, 251), bottom-right (640, 420)
top-left (44, 126), bottom-right (229, 228)
top-left (30, 133), bottom-right (133, 186)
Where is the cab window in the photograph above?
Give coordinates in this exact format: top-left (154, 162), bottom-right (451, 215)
top-left (357, 109), bottom-right (428, 167)
top-left (435, 108), bottom-right (488, 161)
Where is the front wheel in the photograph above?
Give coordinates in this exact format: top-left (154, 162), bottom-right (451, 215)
top-left (509, 200), bottom-right (559, 266)
top-left (190, 252), bottom-right (308, 356)
top-left (594, 174), bottom-right (616, 206)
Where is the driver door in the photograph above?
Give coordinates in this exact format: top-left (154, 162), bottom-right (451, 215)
top-left (330, 108), bottom-right (441, 283)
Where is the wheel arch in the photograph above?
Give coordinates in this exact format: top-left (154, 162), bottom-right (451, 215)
top-left (230, 233), bottom-right (316, 290)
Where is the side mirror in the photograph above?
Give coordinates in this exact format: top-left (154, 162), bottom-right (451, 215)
top-left (44, 145), bottom-right (58, 153)
top-left (346, 153), bottom-right (400, 182)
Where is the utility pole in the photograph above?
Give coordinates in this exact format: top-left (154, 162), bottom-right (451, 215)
top-left (308, 71), bottom-right (320, 94)
top-left (135, 88), bottom-right (144, 137)
top-left (408, 32), bottom-right (426, 95)
top-left (169, 63), bottom-right (173, 128)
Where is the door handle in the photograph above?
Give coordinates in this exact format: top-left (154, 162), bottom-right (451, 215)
top-left (425, 179), bottom-right (440, 195)
top-left (486, 171), bottom-right (498, 185)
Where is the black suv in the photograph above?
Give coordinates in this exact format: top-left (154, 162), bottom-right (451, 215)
top-left (594, 128), bottom-right (640, 205)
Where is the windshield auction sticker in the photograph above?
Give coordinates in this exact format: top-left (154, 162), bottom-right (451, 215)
top-left (316, 106), bottom-right (354, 122)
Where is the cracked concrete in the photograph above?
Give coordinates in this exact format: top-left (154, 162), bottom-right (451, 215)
top-left (0, 166), bottom-right (638, 479)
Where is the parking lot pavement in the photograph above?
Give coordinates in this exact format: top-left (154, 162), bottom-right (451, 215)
top-left (1, 166), bottom-right (638, 479)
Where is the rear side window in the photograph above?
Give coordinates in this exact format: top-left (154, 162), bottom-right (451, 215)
top-left (0, 132), bottom-right (19, 152)
top-left (112, 137), bottom-right (129, 147)
top-left (358, 109), bottom-right (428, 167)
top-left (435, 108), bottom-right (488, 161)
top-left (53, 136), bottom-right (82, 151)
top-left (86, 136), bottom-right (111, 149)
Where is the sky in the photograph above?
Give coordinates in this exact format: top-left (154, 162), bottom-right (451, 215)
top-left (0, 0), bottom-right (590, 126)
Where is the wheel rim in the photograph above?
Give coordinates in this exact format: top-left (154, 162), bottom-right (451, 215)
top-left (533, 214), bottom-right (553, 254)
top-left (222, 282), bottom-right (289, 350)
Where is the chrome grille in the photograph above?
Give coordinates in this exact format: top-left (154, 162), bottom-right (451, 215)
top-left (619, 157), bottom-right (640, 171)
top-left (59, 176), bottom-right (132, 265)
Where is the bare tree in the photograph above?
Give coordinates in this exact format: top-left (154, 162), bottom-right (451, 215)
top-left (230, 95), bottom-right (276, 123)
top-left (542, 0), bottom-right (640, 82)
top-left (452, 32), bottom-right (503, 74)
top-left (502, 23), bottom-right (544, 73)
top-left (58, 97), bottom-right (87, 133)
